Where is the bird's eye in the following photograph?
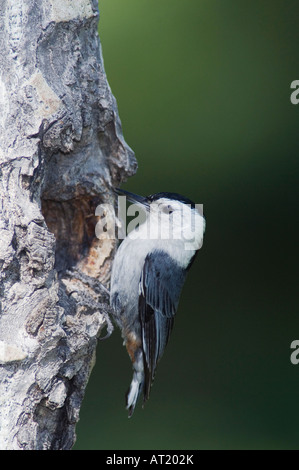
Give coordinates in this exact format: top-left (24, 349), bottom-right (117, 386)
top-left (162, 205), bottom-right (173, 215)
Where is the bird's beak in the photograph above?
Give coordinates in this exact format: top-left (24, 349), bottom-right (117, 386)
top-left (114, 188), bottom-right (150, 209)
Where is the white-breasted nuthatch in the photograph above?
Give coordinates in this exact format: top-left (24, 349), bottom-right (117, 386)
top-left (110, 188), bottom-right (205, 417)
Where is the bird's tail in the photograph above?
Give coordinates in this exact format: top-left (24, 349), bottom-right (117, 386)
top-left (126, 353), bottom-right (144, 418)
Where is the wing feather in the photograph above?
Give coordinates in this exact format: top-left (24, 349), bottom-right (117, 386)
top-left (139, 250), bottom-right (187, 401)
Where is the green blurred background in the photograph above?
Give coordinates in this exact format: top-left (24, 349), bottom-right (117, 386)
top-left (74, 0), bottom-right (299, 449)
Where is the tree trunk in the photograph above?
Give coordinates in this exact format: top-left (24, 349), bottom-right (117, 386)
top-left (0, 0), bottom-right (136, 450)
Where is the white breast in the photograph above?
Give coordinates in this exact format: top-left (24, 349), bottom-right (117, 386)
top-left (110, 205), bottom-right (205, 311)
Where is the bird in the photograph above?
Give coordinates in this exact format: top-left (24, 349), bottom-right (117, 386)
top-left (110, 188), bottom-right (205, 417)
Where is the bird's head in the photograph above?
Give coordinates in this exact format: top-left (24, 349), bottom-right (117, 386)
top-left (115, 188), bottom-right (205, 250)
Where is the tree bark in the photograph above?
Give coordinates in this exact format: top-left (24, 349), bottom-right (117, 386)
top-left (0, 0), bottom-right (136, 450)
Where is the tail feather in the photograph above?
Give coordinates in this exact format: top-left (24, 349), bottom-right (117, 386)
top-left (126, 373), bottom-right (144, 417)
top-left (125, 353), bottom-right (144, 417)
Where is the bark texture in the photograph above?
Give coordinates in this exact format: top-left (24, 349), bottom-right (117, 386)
top-left (0, 0), bottom-right (136, 449)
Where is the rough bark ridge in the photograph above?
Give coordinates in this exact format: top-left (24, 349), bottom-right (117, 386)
top-left (0, 0), bottom-right (137, 450)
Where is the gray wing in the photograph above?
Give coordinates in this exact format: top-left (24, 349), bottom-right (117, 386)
top-left (139, 250), bottom-right (187, 401)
